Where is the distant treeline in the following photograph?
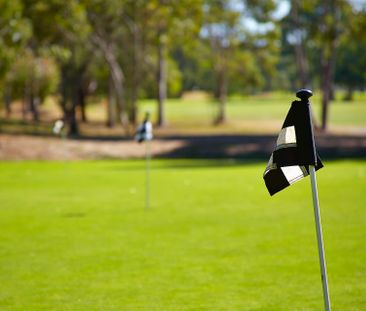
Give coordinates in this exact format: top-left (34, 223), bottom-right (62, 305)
top-left (1, 0), bottom-right (365, 134)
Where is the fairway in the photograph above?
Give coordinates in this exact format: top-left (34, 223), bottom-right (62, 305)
top-left (0, 160), bottom-right (365, 310)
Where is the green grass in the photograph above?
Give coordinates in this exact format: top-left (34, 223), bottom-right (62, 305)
top-left (1, 159), bottom-right (366, 310)
top-left (138, 91), bottom-right (366, 129)
top-left (2, 91), bottom-right (365, 136)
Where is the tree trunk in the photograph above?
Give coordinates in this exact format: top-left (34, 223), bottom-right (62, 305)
top-left (129, 22), bottom-right (141, 125)
top-left (60, 66), bottom-right (68, 120)
top-left (106, 71), bottom-right (116, 127)
top-left (321, 72), bottom-right (330, 132)
top-left (68, 89), bottom-right (79, 136)
top-left (215, 69), bottom-right (227, 124)
top-left (295, 43), bottom-right (309, 88)
top-left (157, 30), bottom-right (167, 127)
top-left (329, 85), bottom-right (335, 101)
top-left (78, 84), bottom-right (87, 123)
top-left (4, 87), bottom-right (12, 118)
top-left (108, 55), bottom-right (127, 127)
top-left (320, 0), bottom-right (337, 131)
top-left (93, 35), bottom-right (128, 128)
top-left (29, 93), bottom-right (40, 122)
top-left (67, 108), bottom-right (78, 136)
top-left (102, 47), bottom-right (127, 127)
top-left (344, 86), bottom-right (353, 101)
top-left (321, 48), bottom-right (335, 131)
top-left (292, 0), bottom-right (309, 88)
top-left (23, 82), bottom-right (30, 120)
top-left (60, 64), bottom-right (79, 136)
top-left (129, 97), bottom-right (138, 125)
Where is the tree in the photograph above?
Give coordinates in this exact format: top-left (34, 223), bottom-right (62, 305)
top-left (316, 0), bottom-right (352, 130)
top-left (0, 0), bottom-right (31, 115)
top-left (281, 0), bottom-right (311, 88)
top-left (121, 0), bottom-right (152, 125)
top-left (335, 39), bottom-right (366, 100)
top-left (0, 0), bottom-right (31, 79)
top-left (146, 0), bottom-right (203, 127)
top-left (85, 0), bottom-right (128, 128)
top-left (281, 0), bottom-right (352, 130)
top-left (85, 0), bottom-right (155, 128)
top-left (335, 7), bottom-right (366, 100)
top-left (202, 0), bottom-right (279, 124)
top-left (318, 0), bottom-right (338, 130)
top-left (22, 0), bottom-right (90, 135)
top-left (4, 49), bottom-right (59, 121)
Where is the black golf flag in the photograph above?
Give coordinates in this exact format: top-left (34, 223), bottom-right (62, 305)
top-left (263, 90), bottom-right (323, 195)
top-left (135, 113), bottom-right (153, 143)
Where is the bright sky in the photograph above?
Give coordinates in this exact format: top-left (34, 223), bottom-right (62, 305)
top-left (273, 0), bottom-right (291, 20)
top-left (238, 0), bottom-right (291, 34)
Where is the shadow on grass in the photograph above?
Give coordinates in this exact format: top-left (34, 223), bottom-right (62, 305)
top-left (104, 156), bottom-right (366, 172)
top-left (0, 118), bottom-right (54, 137)
top-left (157, 134), bottom-right (366, 161)
top-left (1, 118), bottom-right (366, 162)
top-left (104, 158), bottom-right (265, 172)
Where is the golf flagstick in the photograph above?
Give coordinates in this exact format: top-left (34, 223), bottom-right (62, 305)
top-left (135, 112), bottom-right (153, 210)
top-left (61, 130), bottom-right (68, 171)
top-left (310, 165), bottom-right (331, 311)
top-left (53, 120), bottom-right (67, 168)
top-left (306, 90), bottom-right (331, 311)
top-left (145, 138), bottom-right (151, 210)
top-left (263, 89), bottom-right (331, 310)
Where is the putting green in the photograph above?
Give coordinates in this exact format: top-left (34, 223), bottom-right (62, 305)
top-left (0, 159), bottom-right (365, 310)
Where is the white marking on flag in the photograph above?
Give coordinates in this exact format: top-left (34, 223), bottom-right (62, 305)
top-left (277, 125), bottom-right (296, 147)
top-left (280, 165), bottom-right (304, 184)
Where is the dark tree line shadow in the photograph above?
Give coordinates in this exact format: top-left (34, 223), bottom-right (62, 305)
top-left (156, 134), bottom-right (366, 160)
top-left (1, 117), bottom-right (366, 161)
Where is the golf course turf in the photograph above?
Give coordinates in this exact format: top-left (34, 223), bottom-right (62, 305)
top-left (0, 159), bottom-right (365, 310)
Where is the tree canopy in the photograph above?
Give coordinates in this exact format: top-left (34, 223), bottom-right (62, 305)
top-left (1, 0), bottom-right (365, 133)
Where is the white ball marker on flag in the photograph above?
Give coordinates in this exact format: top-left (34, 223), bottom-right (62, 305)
top-left (53, 119), bottom-right (68, 166)
top-left (264, 89), bottom-right (331, 311)
top-left (135, 112), bottom-right (153, 210)
top-left (53, 120), bottom-right (64, 135)
top-left (135, 115), bottom-right (153, 143)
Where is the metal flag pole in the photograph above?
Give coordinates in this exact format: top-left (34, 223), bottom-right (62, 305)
top-left (53, 120), bottom-right (67, 170)
top-left (145, 138), bottom-right (151, 210)
top-left (135, 112), bottom-right (153, 211)
top-left (61, 130), bottom-right (68, 171)
top-left (309, 165), bottom-right (331, 311)
top-left (297, 89), bottom-right (331, 311)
